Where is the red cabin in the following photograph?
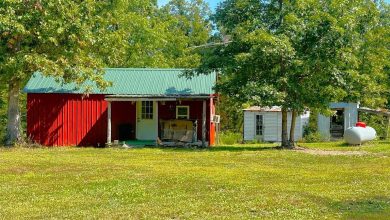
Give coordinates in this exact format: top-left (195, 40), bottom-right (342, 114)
top-left (24, 68), bottom-right (216, 147)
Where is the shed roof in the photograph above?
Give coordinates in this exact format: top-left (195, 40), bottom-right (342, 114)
top-left (23, 68), bottom-right (216, 96)
top-left (243, 106), bottom-right (282, 112)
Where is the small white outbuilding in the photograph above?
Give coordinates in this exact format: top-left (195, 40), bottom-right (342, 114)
top-left (243, 102), bottom-right (360, 142)
top-left (243, 106), bottom-right (310, 142)
top-left (317, 102), bottom-right (359, 139)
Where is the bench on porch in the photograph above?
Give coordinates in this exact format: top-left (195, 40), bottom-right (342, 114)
top-left (159, 119), bottom-right (198, 143)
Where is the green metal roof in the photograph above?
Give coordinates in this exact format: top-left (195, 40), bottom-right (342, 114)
top-left (23, 68), bottom-right (216, 95)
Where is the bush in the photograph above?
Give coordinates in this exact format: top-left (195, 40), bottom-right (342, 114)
top-left (303, 111), bottom-right (318, 137)
top-left (359, 113), bottom-right (389, 140)
top-left (302, 132), bottom-right (324, 143)
top-left (218, 131), bottom-right (242, 145)
top-left (301, 111), bottom-right (329, 143)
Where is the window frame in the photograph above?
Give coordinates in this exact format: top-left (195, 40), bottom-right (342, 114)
top-left (141, 101), bottom-right (154, 119)
top-left (176, 106), bottom-right (190, 119)
top-left (255, 114), bottom-right (263, 136)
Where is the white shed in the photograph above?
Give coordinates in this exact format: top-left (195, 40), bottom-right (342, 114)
top-left (243, 106), bottom-right (310, 142)
top-left (317, 102), bottom-right (359, 139)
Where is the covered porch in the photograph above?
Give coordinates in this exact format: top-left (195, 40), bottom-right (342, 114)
top-left (105, 95), bottom-right (216, 147)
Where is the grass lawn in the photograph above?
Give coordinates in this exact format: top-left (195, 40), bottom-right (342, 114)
top-left (1, 142), bottom-right (390, 219)
top-left (302, 141), bottom-right (390, 156)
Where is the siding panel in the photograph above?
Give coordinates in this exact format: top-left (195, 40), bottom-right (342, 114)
top-left (27, 94), bottom-right (107, 147)
top-left (243, 112), bottom-right (255, 141)
top-left (244, 111), bottom-right (305, 142)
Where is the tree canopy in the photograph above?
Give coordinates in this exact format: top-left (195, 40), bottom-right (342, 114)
top-left (196, 0), bottom-right (389, 147)
top-left (94, 0), bottom-right (211, 68)
top-left (0, 0), bottom-right (211, 145)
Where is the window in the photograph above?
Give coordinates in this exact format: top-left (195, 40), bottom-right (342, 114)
top-left (176, 106), bottom-right (189, 119)
top-left (256, 115), bottom-right (263, 136)
top-left (141, 101), bottom-right (153, 119)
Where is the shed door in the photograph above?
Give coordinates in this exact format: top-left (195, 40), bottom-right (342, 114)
top-left (330, 108), bottom-right (345, 138)
top-left (255, 114), bottom-right (264, 141)
top-left (136, 101), bottom-right (158, 140)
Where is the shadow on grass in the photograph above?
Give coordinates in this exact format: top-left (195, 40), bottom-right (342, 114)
top-left (208, 145), bottom-right (280, 152)
top-left (334, 197), bottom-right (390, 219)
top-left (297, 192), bottom-right (390, 219)
top-left (138, 145), bottom-right (281, 152)
top-left (336, 142), bottom-right (350, 147)
top-left (298, 142), bottom-right (350, 148)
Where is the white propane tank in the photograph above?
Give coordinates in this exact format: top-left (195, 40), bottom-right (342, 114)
top-left (344, 123), bottom-right (376, 145)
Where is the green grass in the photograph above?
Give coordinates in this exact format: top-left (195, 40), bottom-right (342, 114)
top-left (1, 142), bottom-right (390, 219)
top-left (302, 140), bottom-right (390, 156)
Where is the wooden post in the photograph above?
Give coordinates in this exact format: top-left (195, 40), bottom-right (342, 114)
top-left (107, 101), bottom-right (112, 146)
top-left (202, 100), bottom-right (206, 147)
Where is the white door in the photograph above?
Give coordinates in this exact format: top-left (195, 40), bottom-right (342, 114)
top-left (136, 101), bottom-right (158, 140)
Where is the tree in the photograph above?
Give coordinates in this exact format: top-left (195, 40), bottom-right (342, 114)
top-left (0, 0), bottom-right (212, 145)
top-left (218, 95), bottom-right (244, 132)
top-left (99, 0), bottom-right (211, 68)
top-left (158, 0), bottom-right (211, 67)
top-left (0, 0), bottom-right (124, 145)
top-left (196, 0), bottom-right (389, 148)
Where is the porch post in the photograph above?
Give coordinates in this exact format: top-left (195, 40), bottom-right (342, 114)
top-left (107, 101), bottom-right (112, 145)
top-left (202, 100), bottom-right (206, 147)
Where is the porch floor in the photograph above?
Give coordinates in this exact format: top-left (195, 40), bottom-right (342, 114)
top-left (123, 140), bottom-right (156, 147)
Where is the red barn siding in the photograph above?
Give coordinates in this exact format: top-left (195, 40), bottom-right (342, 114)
top-left (27, 94), bottom-right (216, 147)
top-left (27, 94), bottom-right (107, 147)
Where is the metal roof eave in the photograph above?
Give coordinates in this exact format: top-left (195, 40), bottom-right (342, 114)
top-left (24, 69), bottom-right (217, 95)
top-left (104, 94), bottom-right (214, 102)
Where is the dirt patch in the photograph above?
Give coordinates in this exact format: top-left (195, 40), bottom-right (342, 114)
top-left (293, 147), bottom-right (369, 156)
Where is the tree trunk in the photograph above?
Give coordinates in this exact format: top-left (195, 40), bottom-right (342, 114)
top-left (288, 110), bottom-right (297, 148)
top-left (281, 108), bottom-right (288, 148)
top-left (386, 116), bottom-right (390, 140)
top-left (5, 79), bottom-right (22, 146)
top-left (277, 0), bottom-right (284, 27)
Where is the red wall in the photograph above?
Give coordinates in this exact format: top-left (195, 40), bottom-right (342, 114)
top-left (27, 94), bottom-right (215, 146)
top-left (27, 94), bottom-right (107, 147)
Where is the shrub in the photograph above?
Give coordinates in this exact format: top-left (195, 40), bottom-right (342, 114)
top-left (301, 111), bottom-right (330, 143)
top-left (218, 131), bottom-right (242, 145)
top-left (359, 113), bottom-right (390, 140)
top-left (303, 111), bottom-right (318, 137)
top-left (302, 132), bottom-right (324, 143)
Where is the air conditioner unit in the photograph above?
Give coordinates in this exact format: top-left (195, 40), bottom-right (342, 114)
top-left (213, 115), bottom-right (221, 123)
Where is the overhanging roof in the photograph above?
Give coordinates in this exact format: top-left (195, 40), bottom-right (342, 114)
top-left (243, 106), bottom-right (282, 112)
top-left (104, 94), bottom-right (213, 101)
top-left (23, 68), bottom-right (216, 96)
top-left (359, 107), bottom-right (390, 117)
